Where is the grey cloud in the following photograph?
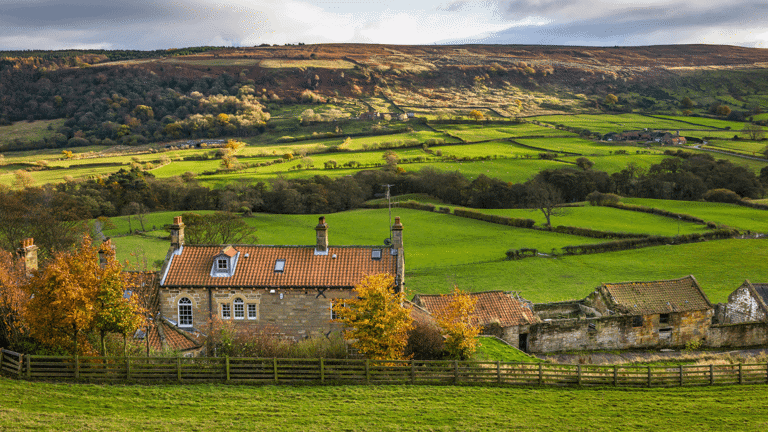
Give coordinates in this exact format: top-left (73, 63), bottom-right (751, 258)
top-left (447, 2), bottom-right (768, 45)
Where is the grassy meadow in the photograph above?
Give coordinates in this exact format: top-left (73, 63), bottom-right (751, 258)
top-left (1, 377), bottom-right (766, 431)
top-left (107, 205), bottom-right (767, 304)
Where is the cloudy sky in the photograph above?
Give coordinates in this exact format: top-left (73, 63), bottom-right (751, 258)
top-left (1, 0), bottom-right (767, 50)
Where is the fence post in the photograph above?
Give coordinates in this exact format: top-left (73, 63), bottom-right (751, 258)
top-left (226, 356), bottom-right (230, 382)
top-left (647, 366), bottom-right (651, 388)
top-left (679, 365), bottom-right (683, 386)
top-left (739, 363), bottom-right (743, 385)
top-left (320, 358), bottom-right (325, 384)
top-left (365, 359), bottom-right (370, 384)
top-left (26, 355), bottom-right (31, 379)
top-left (538, 363), bottom-right (543, 385)
top-left (453, 360), bottom-right (458, 385)
top-left (126, 357), bottom-right (131, 380)
top-left (17, 353), bottom-right (23, 378)
top-left (75, 355), bottom-right (80, 380)
top-left (613, 365), bottom-right (618, 386)
top-left (273, 358), bottom-right (278, 384)
top-left (496, 361), bottom-right (501, 384)
top-left (177, 357), bottom-right (182, 382)
top-left (710, 364), bottom-right (714, 385)
top-left (411, 360), bottom-right (415, 385)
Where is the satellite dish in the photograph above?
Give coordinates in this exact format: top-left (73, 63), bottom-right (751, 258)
top-left (383, 238), bottom-right (392, 246)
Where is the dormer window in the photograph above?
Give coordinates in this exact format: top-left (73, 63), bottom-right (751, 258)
top-left (274, 259), bottom-right (286, 273)
top-left (210, 246), bottom-right (239, 278)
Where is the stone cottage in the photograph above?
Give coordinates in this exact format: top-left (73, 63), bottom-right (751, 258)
top-left (158, 215), bottom-right (405, 340)
top-left (411, 291), bottom-right (539, 350)
top-left (528, 276), bottom-right (714, 352)
top-left (715, 280), bottom-right (768, 324)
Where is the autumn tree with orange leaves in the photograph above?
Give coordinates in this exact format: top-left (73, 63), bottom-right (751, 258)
top-left (333, 273), bottom-right (413, 360)
top-left (24, 237), bottom-right (144, 355)
top-left (433, 288), bottom-right (480, 360)
top-left (0, 250), bottom-right (29, 349)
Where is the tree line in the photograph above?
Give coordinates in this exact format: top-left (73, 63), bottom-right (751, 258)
top-left (1, 151), bottom-right (765, 259)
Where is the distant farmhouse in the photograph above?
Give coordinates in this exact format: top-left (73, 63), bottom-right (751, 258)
top-left (158, 216), bottom-right (405, 341)
top-left (603, 130), bottom-right (687, 145)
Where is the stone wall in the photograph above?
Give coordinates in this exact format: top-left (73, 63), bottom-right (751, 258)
top-left (160, 287), bottom-right (356, 340)
top-left (527, 310), bottom-right (712, 353)
top-left (706, 322), bottom-right (768, 348)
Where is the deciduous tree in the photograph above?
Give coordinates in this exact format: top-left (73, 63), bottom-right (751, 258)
top-left (181, 212), bottom-right (257, 245)
top-left (333, 274), bottom-right (412, 360)
top-left (742, 124), bottom-right (765, 141)
top-left (433, 288), bottom-right (480, 360)
top-left (0, 251), bottom-right (29, 350)
top-left (525, 179), bottom-right (564, 228)
top-left (24, 236), bottom-right (143, 355)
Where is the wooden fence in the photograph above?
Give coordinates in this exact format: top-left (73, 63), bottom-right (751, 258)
top-left (3, 349), bottom-right (768, 387)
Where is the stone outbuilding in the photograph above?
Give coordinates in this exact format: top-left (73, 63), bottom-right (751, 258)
top-left (715, 280), bottom-right (768, 324)
top-left (158, 215), bottom-right (405, 341)
top-left (528, 276), bottom-right (714, 352)
top-left (411, 291), bottom-right (539, 351)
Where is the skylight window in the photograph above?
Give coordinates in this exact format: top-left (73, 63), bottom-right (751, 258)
top-left (274, 259), bottom-right (286, 273)
top-left (371, 249), bottom-right (382, 260)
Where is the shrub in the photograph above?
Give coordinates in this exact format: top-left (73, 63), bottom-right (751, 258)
top-left (703, 188), bottom-right (742, 204)
top-left (586, 191), bottom-right (621, 206)
top-left (405, 321), bottom-right (445, 360)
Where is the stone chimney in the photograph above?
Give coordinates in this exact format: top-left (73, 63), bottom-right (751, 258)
top-left (17, 238), bottom-right (38, 274)
top-left (391, 216), bottom-right (404, 249)
top-left (99, 238), bottom-right (115, 267)
top-left (170, 216), bottom-right (185, 250)
top-left (315, 216), bottom-right (328, 253)
top-left (391, 217), bottom-right (405, 292)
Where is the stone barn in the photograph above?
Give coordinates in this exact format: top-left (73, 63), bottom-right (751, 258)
top-left (528, 276), bottom-right (714, 352)
top-left (715, 280), bottom-right (768, 324)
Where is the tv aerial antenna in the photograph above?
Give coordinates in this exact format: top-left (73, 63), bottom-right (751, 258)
top-left (383, 184), bottom-right (394, 246)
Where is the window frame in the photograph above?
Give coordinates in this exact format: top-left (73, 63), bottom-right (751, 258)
top-left (247, 303), bottom-right (258, 320)
top-left (178, 297), bottom-right (193, 328)
top-left (233, 298), bottom-right (244, 320)
top-left (274, 259), bottom-right (286, 273)
top-left (221, 302), bottom-right (231, 319)
top-left (217, 258), bottom-right (229, 271)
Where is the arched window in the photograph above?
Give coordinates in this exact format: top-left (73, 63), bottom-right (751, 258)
top-left (234, 298), bottom-right (244, 319)
top-left (178, 297), bottom-right (193, 327)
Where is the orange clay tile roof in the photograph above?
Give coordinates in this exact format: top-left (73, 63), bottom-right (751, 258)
top-left (146, 319), bottom-right (201, 352)
top-left (600, 275), bottom-right (712, 315)
top-left (161, 245), bottom-right (397, 288)
top-left (412, 291), bottom-right (537, 327)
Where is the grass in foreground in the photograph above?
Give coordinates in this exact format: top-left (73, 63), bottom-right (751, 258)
top-left (0, 377), bottom-right (766, 431)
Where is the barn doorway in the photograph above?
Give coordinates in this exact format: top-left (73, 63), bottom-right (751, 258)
top-left (518, 333), bottom-right (529, 352)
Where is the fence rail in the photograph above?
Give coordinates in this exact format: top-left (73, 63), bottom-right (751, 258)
top-left (3, 349), bottom-right (768, 387)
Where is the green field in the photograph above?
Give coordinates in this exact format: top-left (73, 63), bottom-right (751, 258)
top-left (0, 119), bottom-right (66, 147)
top-left (1, 378), bottom-right (766, 431)
top-left (108, 208), bottom-right (767, 304)
top-left (432, 123), bottom-right (578, 141)
top-left (622, 198), bottom-right (768, 233)
top-left (530, 113), bottom-right (714, 134)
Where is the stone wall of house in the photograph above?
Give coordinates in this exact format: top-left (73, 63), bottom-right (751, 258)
top-left (527, 310), bottom-right (712, 353)
top-left (160, 287), bottom-right (356, 340)
top-left (706, 322), bottom-right (768, 348)
top-left (718, 285), bottom-right (767, 324)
